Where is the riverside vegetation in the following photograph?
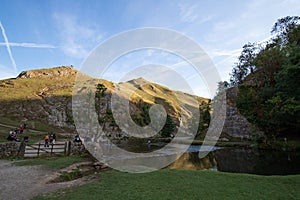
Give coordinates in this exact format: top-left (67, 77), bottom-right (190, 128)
top-left (217, 16), bottom-right (300, 148)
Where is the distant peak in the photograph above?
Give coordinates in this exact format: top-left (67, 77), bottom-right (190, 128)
top-left (126, 77), bottom-right (149, 84)
top-left (17, 66), bottom-right (78, 79)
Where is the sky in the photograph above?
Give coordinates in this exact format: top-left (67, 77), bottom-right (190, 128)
top-left (0, 0), bottom-right (299, 98)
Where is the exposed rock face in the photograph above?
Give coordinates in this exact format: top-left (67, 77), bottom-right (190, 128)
top-left (17, 66), bottom-right (77, 79)
top-left (221, 87), bottom-right (253, 139)
top-left (0, 66), bottom-right (77, 130)
top-left (0, 96), bottom-right (74, 129)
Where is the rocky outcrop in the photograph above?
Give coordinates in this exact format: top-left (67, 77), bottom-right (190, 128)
top-left (221, 87), bottom-right (253, 139)
top-left (0, 95), bottom-right (74, 129)
top-left (17, 66), bottom-right (77, 79)
top-left (0, 66), bottom-right (77, 129)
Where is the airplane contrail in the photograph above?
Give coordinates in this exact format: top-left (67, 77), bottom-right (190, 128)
top-left (0, 42), bottom-right (56, 48)
top-left (0, 20), bottom-right (17, 73)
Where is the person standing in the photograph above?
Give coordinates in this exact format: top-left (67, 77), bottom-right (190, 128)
top-left (52, 133), bottom-right (56, 144)
top-left (20, 125), bottom-right (24, 134)
top-left (44, 134), bottom-right (49, 148)
top-left (49, 133), bottom-right (54, 144)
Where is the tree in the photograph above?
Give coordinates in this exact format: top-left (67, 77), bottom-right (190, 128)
top-left (198, 101), bottom-right (211, 132)
top-left (231, 16), bottom-right (300, 140)
top-left (271, 16), bottom-right (300, 45)
top-left (95, 83), bottom-right (107, 98)
top-left (239, 43), bottom-right (257, 73)
top-left (254, 45), bottom-right (284, 86)
top-left (229, 43), bottom-right (258, 85)
top-left (161, 114), bottom-right (175, 138)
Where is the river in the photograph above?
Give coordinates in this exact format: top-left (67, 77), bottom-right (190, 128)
top-left (113, 141), bottom-right (300, 175)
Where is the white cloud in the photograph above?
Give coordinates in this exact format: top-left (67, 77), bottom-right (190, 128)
top-left (52, 13), bottom-right (103, 59)
top-left (208, 48), bottom-right (242, 58)
top-left (178, 3), bottom-right (198, 23)
top-left (178, 2), bottom-right (213, 24)
top-left (0, 42), bottom-right (56, 48)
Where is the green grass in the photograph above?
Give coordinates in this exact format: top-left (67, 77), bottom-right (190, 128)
top-left (0, 124), bottom-right (49, 143)
top-left (0, 128), bottom-right (45, 143)
top-left (0, 116), bottom-right (73, 143)
top-left (33, 169), bottom-right (300, 200)
top-left (15, 155), bottom-right (85, 169)
top-left (0, 74), bottom-right (75, 101)
top-left (0, 115), bottom-right (72, 133)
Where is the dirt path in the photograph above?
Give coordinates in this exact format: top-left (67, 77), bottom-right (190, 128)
top-left (0, 160), bottom-right (93, 200)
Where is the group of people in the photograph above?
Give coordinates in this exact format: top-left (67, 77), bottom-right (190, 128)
top-left (44, 133), bottom-right (56, 148)
top-left (7, 123), bottom-right (28, 142)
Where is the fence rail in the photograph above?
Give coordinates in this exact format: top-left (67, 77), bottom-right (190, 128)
top-left (24, 141), bottom-right (71, 157)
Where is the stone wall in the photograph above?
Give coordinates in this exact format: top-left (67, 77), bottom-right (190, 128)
top-left (0, 142), bottom-right (25, 158)
top-left (69, 141), bottom-right (87, 155)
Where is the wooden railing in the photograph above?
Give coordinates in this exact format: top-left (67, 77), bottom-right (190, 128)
top-left (24, 141), bottom-right (71, 157)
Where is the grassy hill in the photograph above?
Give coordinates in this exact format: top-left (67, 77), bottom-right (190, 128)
top-left (0, 66), bottom-right (209, 137)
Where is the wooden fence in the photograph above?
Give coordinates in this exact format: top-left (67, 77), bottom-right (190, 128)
top-left (24, 141), bottom-right (71, 157)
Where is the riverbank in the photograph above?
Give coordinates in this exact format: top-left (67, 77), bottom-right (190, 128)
top-left (114, 137), bottom-right (251, 148)
top-left (121, 137), bottom-right (300, 151)
top-left (33, 169), bottom-right (300, 200)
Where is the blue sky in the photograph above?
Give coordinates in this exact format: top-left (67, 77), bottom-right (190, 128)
top-left (0, 0), bottom-right (299, 97)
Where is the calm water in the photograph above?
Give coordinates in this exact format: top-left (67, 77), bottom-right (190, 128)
top-left (170, 147), bottom-right (300, 175)
top-left (116, 141), bottom-right (300, 175)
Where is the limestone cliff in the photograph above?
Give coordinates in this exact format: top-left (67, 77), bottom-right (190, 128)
top-left (222, 87), bottom-right (253, 139)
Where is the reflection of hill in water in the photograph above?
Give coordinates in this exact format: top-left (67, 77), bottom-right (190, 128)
top-left (101, 140), bottom-right (300, 175)
top-left (169, 148), bottom-right (300, 175)
top-left (169, 152), bottom-right (217, 170)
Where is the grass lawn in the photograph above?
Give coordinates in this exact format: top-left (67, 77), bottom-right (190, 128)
top-left (33, 169), bottom-right (300, 200)
top-left (14, 155), bottom-right (86, 169)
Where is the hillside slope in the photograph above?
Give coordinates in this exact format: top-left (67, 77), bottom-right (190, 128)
top-left (0, 66), bottom-right (208, 137)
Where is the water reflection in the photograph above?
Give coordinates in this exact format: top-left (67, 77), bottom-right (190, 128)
top-left (170, 147), bottom-right (300, 175)
top-left (114, 140), bottom-right (300, 175)
top-left (169, 151), bottom-right (217, 170)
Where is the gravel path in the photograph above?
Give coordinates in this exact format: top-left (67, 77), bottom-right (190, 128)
top-left (0, 160), bottom-right (91, 200)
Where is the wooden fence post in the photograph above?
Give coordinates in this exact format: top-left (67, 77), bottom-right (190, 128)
top-left (50, 144), bottom-right (53, 155)
top-left (17, 141), bottom-right (26, 156)
top-left (67, 141), bottom-right (71, 156)
top-left (37, 143), bottom-right (40, 157)
top-left (64, 142), bottom-right (67, 156)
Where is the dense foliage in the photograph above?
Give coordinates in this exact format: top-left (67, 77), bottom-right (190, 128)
top-left (229, 16), bottom-right (300, 139)
top-left (160, 114), bottom-right (176, 137)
